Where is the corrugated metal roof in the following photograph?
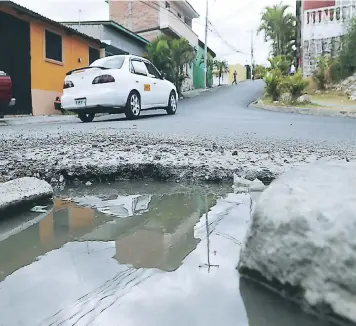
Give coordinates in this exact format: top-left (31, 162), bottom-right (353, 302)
top-left (62, 20), bottom-right (150, 45)
top-left (0, 1), bottom-right (105, 47)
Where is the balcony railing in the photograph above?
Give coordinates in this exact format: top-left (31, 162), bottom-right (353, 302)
top-left (305, 4), bottom-right (356, 25)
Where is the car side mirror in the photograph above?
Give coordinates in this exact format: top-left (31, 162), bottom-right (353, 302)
top-left (161, 71), bottom-right (166, 80)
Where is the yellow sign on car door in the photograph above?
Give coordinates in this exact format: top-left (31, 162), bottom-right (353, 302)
top-left (144, 84), bottom-right (151, 91)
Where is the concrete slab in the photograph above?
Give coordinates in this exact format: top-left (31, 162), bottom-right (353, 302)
top-left (0, 177), bottom-right (53, 214)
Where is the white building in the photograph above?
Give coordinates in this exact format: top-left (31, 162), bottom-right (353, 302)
top-left (301, 0), bottom-right (356, 76)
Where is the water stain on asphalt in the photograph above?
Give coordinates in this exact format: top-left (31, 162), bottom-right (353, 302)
top-left (0, 182), bottom-right (344, 326)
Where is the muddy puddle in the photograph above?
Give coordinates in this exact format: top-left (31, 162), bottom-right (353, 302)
top-left (0, 181), bottom-right (342, 326)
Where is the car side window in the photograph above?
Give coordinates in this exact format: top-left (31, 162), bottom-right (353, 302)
top-left (144, 62), bottom-right (161, 79)
top-left (131, 60), bottom-right (148, 76)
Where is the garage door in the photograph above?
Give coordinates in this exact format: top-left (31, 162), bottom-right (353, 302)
top-left (0, 11), bottom-right (32, 115)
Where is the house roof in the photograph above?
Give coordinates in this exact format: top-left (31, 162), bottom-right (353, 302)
top-left (0, 1), bottom-right (104, 47)
top-left (198, 40), bottom-right (216, 58)
top-left (61, 20), bottom-right (150, 46)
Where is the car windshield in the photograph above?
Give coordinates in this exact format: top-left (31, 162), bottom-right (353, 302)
top-left (90, 56), bottom-right (125, 69)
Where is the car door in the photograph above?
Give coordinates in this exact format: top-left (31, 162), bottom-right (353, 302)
top-left (130, 59), bottom-right (153, 108)
top-left (143, 61), bottom-right (165, 106)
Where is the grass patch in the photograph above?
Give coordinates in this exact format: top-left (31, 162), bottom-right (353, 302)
top-left (309, 91), bottom-right (356, 106)
top-left (261, 96), bottom-right (322, 108)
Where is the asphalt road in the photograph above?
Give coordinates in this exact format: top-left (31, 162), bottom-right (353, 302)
top-left (2, 80), bottom-right (356, 146)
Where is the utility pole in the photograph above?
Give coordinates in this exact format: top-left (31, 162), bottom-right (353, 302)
top-left (127, 1), bottom-right (132, 30)
top-left (203, 0), bottom-right (209, 89)
top-left (78, 9), bottom-right (82, 27)
top-left (249, 29), bottom-right (254, 79)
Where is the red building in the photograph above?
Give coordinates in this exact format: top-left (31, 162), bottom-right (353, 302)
top-left (302, 0), bottom-right (336, 11)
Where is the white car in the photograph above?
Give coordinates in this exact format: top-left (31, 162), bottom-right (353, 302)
top-left (61, 55), bottom-right (178, 122)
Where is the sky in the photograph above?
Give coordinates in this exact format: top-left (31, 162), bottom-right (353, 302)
top-left (12, 0), bottom-right (296, 65)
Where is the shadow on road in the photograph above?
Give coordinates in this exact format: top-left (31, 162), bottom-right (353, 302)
top-left (89, 112), bottom-right (169, 123)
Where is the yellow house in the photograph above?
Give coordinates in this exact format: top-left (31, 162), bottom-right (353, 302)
top-left (228, 64), bottom-right (247, 83)
top-left (212, 63), bottom-right (247, 86)
top-left (0, 1), bottom-right (104, 116)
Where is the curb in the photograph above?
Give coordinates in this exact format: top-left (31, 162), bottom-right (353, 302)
top-left (250, 101), bottom-right (356, 119)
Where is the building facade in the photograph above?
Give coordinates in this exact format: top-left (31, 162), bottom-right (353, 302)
top-left (109, 0), bottom-right (199, 45)
top-left (109, 0), bottom-right (201, 90)
top-left (62, 20), bottom-right (150, 57)
top-left (0, 1), bottom-right (104, 116)
top-left (298, 0), bottom-right (356, 76)
top-left (193, 40), bottom-right (215, 89)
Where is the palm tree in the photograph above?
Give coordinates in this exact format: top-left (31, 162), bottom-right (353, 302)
top-left (146, 36), bottom-right (195, 95)
top-left (258, 2), bottom-right (295, 57)
top-left (169, 38), bottom-right (196, 94)
top-left (214, 60), bottom-right (229, 86)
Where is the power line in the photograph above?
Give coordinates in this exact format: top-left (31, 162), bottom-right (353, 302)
top-left (208, 21), bottom-right (248, 55)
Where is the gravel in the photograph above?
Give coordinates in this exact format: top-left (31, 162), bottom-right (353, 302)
top-left (0, 128), bottom-right (354, 186)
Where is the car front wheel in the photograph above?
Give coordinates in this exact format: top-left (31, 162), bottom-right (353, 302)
top-left (125, 91), bottom-right (141, 120)
top-left (78, 112), bottom-right (95, 123)
top-left (166, 91), bottom-right (177, 115)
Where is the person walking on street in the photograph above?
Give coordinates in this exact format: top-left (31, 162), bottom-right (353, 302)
top-left (232, 71), bottom-right (237, 85)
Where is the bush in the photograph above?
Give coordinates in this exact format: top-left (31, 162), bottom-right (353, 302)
top-left (267, 55), bottom-right (292, 76)
top-left (253, 64), bottom-right (267, 79)
top-left (313, 56), bottom-right (331, 90)
top-left (264, 69), bottom-right (283, 101)
top-left (285, 71), bottom-right (309, 100)
top-left (338, 18), bottom-right (356, 79)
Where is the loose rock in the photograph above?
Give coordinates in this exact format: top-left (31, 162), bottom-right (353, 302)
top-left (238, 161), bottom-right (356, 324)
top-left (0, 177), bottom-right (53, 214)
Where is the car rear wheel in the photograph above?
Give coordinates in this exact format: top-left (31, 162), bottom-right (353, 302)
top-left (166, 91), bottom-right (177, 115)
top-left (125, 91), bottom-right (141, 120)
top-left (78, 112), bottom-right (95, 123)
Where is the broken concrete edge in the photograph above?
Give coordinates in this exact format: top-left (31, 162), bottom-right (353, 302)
top-left (0, 177), bottom-right (53, 216)
top-left (237, 161), bottom-right (356, 325)
top-left (237, 272), bottom-right (353, 326)
top-left (249, 100), bottom-right (356, 119)
top-left (3, 162), bottom-right (280, 188)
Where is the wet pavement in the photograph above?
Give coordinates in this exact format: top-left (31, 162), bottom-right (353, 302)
top-left (0, 182), bottom-right (345, 326)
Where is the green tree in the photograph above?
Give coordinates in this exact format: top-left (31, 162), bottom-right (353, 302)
top-left (338, 17), bottom-right (356, 79)
top-left (253, 64), bottom-right (267, 79)
top-left (214, 59), bottom-right (229, 86)
top-left (146, 36), bottom-right (196, 95)
top-left (285, 71), bottom-right (309, 100)
top-left (258, 2), bottom-right (295, 58)
top-left (145, 35), bottom-right (172, 79)
top-left (313, 55), bottom-right (333, 90)
top-left (264, 69), bottom-right (283, 101)
top-left (268, 55), bottom-right (292, 75)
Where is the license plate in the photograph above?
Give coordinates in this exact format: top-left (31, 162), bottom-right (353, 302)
top-left (75, 98), bottom-right (86, 107)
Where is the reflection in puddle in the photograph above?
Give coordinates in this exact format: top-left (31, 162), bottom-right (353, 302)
top-left (0, 182), bottom-right (348, 326)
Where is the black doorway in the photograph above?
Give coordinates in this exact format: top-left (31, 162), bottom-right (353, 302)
top-left (0, 11), bottom-right (32, 114)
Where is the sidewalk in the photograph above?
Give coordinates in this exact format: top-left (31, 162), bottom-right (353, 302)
top-left (0, 114), bottom-right (77, 126)
top-left (182, 85), bottom-right (229, 99)
top-left (251, 99), bottom-right (356, 119)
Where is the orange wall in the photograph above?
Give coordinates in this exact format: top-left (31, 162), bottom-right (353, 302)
top-left (0, 6), bottom-right (102, 95)
top-left (30, 21), bottom-right (102, 93)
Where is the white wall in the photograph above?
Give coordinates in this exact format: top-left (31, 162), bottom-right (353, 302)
top-left (302, 4), bottom-right (356, 76)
